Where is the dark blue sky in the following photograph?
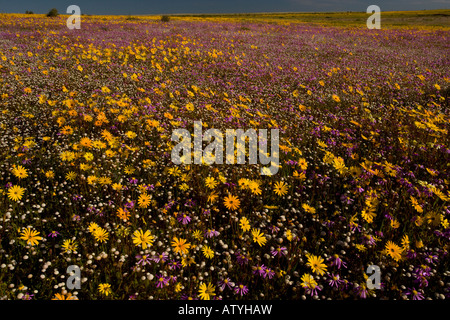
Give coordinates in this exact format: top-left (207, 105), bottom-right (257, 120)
top-left (1, 0), bottom-right (448, 15)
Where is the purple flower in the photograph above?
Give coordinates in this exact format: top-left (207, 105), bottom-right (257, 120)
top-left (204, 228), bottom-right (219, 238)
top-left (184, 199), bottom-right (195, 207)
top-left (125, 201), bottom-right (135, 209)
top-left (235, 251), bottom-right (249, 265)
top-left (218, 278), bottom-right (235, 291)
top-left (362, 235), bottom-right (376, 246)
top-left (354, 285), bottom-right (368, 299)
top-left (156, 274), bottom-right (169, 288)
top-left (329, 254), bottom-right (347, 269)
top-left (414, 276), bottom-right (429, 288)
top-left (262, 267), bottom-right (275, 279)
top-left (136, 254), bottom-right (152, 266)
top-left (152, 252), bottom-right (168, 263)
top-left (48, 231), bottom-right (60, 238)
top-left (252, 264), bottom-right (267, 277)
top-left (304, 283), bottom-right (322, 297)
top-left (424, 252), bottom-right (438, 265)
top-left (268, 225), bottom-right (280, 234)
top-left (177, 213), bottom-right (191, 225)
top-left (414, 265), bottom-right (431, 277)
top-left (349, 221), bottom-right (361, 232)
top-left (22, 292), bottom-right (34, 300)
top-left (341, 279), bottom-right (351, 290)
top-left (406, 250), bottom-right (417, 259)
top-left (168, 260), bottom-right (181, 270)
top-left (328, 273), bottom-right (343, 288)
top-left (180, 294), bottom-right (197, 300)
top-left (404, 288), bottom-right (424, 300)
top-left (234, 284), bottom-right (249, 296)
top-left (340, 194), bottom-right (354, 205)
top-left (324, 220), bottom-right (334, 228)
top-left (271, 246), bottom-right (287, 257)
top-left (164, 201), bottom-right (175, 210)
top-left (375, 231), bottom-right (384, 238)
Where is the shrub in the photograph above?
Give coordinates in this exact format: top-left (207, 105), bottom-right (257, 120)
top-left (161, 15), bottom-right (170, 22)
top-left (25, 11), bottom-right (34, 14)
top-left (46, 8), bottom-right (59, 17)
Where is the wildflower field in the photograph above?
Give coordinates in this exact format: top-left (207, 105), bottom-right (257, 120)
top-left (0, 12), bottom-right (449, 301)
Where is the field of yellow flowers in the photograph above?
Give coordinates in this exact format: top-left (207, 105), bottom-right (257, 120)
top-left (0, 13), bottom-right (449, 300)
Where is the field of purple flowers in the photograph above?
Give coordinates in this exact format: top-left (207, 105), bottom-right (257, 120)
top-left (0, 13), bottom-right (449, 300)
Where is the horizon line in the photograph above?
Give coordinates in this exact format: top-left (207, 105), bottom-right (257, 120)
top-left (1, 8), bottom-right (449, 16)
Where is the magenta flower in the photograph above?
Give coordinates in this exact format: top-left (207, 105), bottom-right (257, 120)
top-left (304, 284), bottom-right (322, 297)
top-left (271, 246), bottom-right (287, 257)
top-left (405, 288), bottom-right (424, 300)
top-left (218, 278), bottom-right (235, 291)
top-left (124, 201), bottom-right (135, 209)
top-left (47, 231), bottom-right (60, 238)
top-left (181, 294), bottom-right (197, 300)
top-left (155, 274), bottom-right (169, 288)
top-left (262, 267), bottom-right (275, 279)
top-left (177, 213), bottom-right (191, 225)
top-left (268, 225), bottom-right (280, 234)
top-left (329, 254), bottom-right (347, 269)
top-left (234, 284), bottom-right (249, 296)
top-left (235, 251), bottom-right (249, 265)
top-left (152, 252), bottom-right (168, 263)
top-left (136, 254), bottom-right (152, 266)
top-left (424, 252), bottom-right (438, 265)
top-left (252, 264), bottom-right (267, 277)
top-left (204, 228), bottom-right (219, 238)
top-left (168, 260), bottom-right (181, 270)
top-left (22, 292), bottom-right (34, 300)
top-left (328, 273), bottom-right (343, 288)
top-left (354, 285), bottom-right (368, 299)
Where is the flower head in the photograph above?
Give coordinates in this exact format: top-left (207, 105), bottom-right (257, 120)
top-left (306, 254), bottom-right (328, 276)
top-left (171, 237), bottom-right (191, 255)
top-left (198, 282), bottom-right (216, 300)
top-left (19, 227), bottom-right (42, 246)
top-left (8, 185), bottom-right (25, 202)
top-left (223, 194), bottom-right (240, 211)
top-left (132, 229), bottom-right (155, 249)
top-left (98, 283), bottom-right (112, 296)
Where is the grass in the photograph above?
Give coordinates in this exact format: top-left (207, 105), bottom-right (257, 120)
top-left (166, 9), bottom-right (450, 28)
top-left (3, 10), bottom-right (449, 29)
